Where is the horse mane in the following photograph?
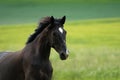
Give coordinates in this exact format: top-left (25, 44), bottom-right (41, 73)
top-left (26, 17), bottom-right (51, 44)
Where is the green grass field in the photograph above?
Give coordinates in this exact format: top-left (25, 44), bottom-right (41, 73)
top-left (0, 18), bottom-right (120, 80)
top-left (0, 0), bottom-right (120, 79)
top-left (0, 0), bottom-right (120, 5)
top-left (0, 3), bottom-right (120, 24)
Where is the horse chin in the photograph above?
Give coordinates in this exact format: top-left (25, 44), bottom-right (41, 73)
top-left (60, 53), bottom-right (68, 60)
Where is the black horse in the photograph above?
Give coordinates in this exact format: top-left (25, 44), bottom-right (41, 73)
top-left (0, 16), bottom-right (69, 80)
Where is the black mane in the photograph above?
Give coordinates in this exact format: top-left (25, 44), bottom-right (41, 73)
top-left (26, 17), bottom-right (51, 44)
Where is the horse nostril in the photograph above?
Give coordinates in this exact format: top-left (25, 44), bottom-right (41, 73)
top-left (61, 53), bottom-right (65, 57)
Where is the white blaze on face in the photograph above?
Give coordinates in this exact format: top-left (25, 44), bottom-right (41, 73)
top-left (58, 27), bottom-right (63, 34)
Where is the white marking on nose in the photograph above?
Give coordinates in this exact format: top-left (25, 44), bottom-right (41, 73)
top-left (66, 49), bottom-right (69, 55)
top-left (58, 27), bottom-right (63, 33)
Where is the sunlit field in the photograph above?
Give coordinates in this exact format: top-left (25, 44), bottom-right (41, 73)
top-left (0, 0), bottom-right (120, 79)
top-left (0, 18), bottom-right (120, 80)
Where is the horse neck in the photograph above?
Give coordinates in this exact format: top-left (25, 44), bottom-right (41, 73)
top-left (24, 33), bottom-right (51, 61)
top-left (36, 38), bottom-right (51, 59)
top-left (34, 34), bottom-right (51, 60)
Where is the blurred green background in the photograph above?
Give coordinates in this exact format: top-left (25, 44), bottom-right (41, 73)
top-left (0, 0), bottom-right (120, 80)
top-left (0, 0), bottom-right (120, 24)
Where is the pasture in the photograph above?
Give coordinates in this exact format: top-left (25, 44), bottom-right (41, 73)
top-left (0, 0), bottom-right (120, 79)
top-left (0, 3), bottom-right (120, 24)
top-left (0, 18), bottom-right (120, 80)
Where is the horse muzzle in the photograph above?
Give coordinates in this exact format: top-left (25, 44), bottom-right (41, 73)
top-left (60, 49), bottom-right (69, 60)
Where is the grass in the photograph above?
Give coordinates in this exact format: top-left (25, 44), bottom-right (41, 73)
top-left (0, 3), bottom-right (120, 24)
top-left (0, 0), bottom-right (120, 5)
top-left (0, 18), bottom-right (120, 80)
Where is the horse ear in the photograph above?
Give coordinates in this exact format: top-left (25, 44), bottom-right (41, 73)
top-left (61, 16), bottom-right (66, 24)
top-left (48, 16), bottom-right (54, 29)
